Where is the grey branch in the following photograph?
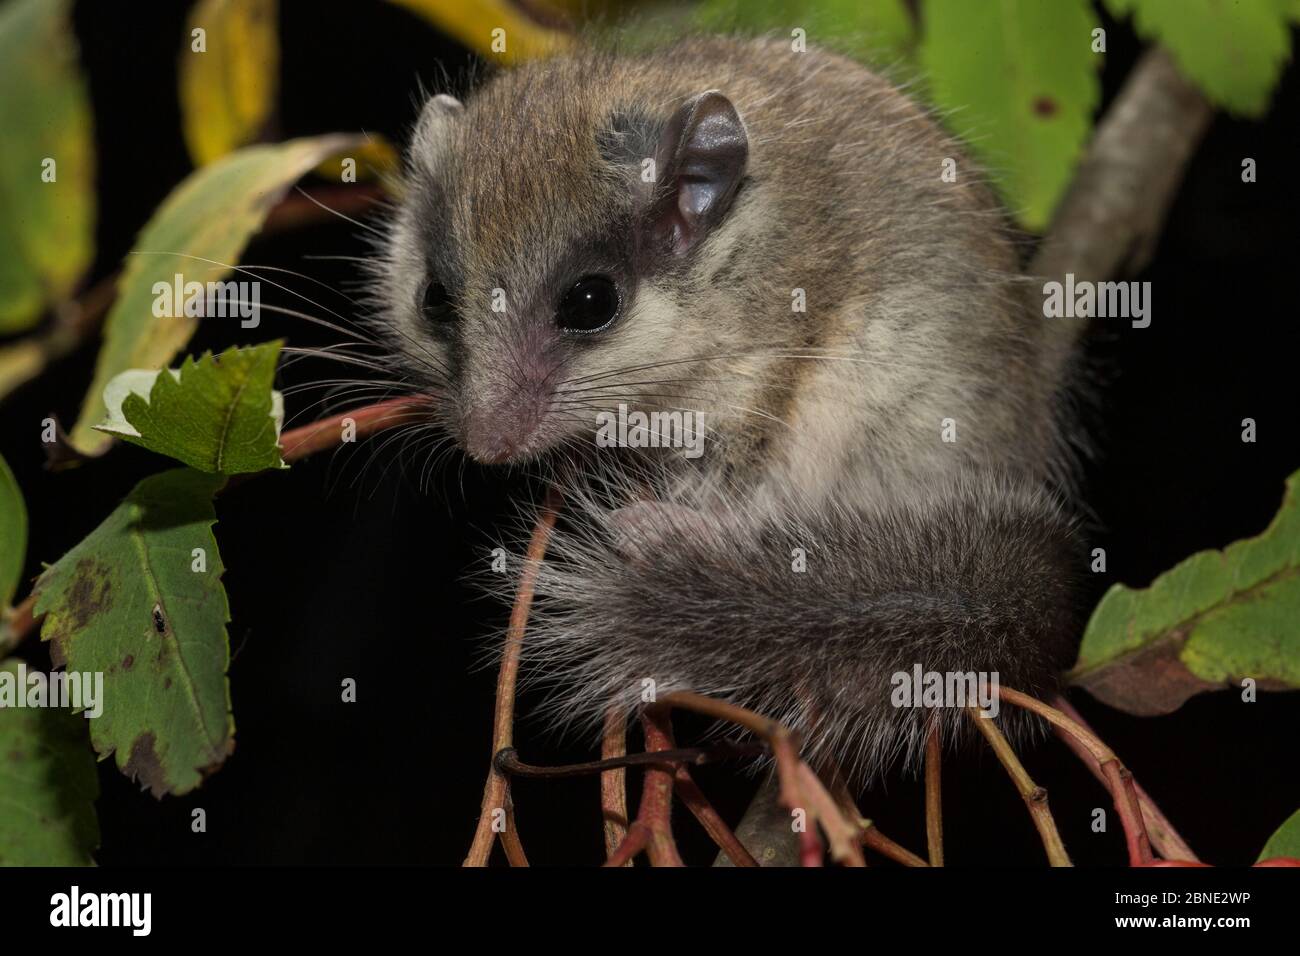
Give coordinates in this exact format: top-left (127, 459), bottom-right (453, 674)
top-left (1034, 47), bottom-right (1214, 366)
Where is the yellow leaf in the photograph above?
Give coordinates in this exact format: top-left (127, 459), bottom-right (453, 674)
top-left (387, 0), bottom-right (571, 64)
top-left (0, 339), bottom-right (48, 402)
top-left (179, 0), bottom-right (280, 166)
top-left (311, 135), bottom-right (401, 186)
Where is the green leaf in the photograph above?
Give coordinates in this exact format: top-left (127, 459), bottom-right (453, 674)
top-left (1105, 0), bottom-right (1292, 117)
top-left (34, 469), bottom-right (234, 797)
top-left (0, 452), bottom-right (25, 608)
top-left (0, 0), bottom-right (95, 334)
top-left (1071, 469), bottom-right (1300, 716)
top-left (94, 342), bottom-right (286, 474)
top-left (0, 659), bottom-right (99, 865)
top-left (1259, 808), bottom-right (1300, 861)
top-left (180, 0), bottom-right (280, 166)
top-left (68, 134), bottom-right (362, 458)
top-left (921, 0), bottom-right (1101, 231)
top-left (695, 0), bottom-right (917, 70)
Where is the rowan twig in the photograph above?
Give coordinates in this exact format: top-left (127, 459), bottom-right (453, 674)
top-left (674, 764), bottom-right (759, 867)
top-left (494, 741), bottom-right (765, 778)
top-left (601, 708), bottom-right (630, 864)
top-left (602, 706), bottom-right (683, 867)
top-left (500, 795), bottom-right (529, 867)
top-left (1049, 694), bottom-right (1191, 861)
top-left (1101, 760), bottom-right (1152, 867)
top-left (657, 691), bottom-right (780, 737)
top-left (774, 733), bottom-right (823, 867)
top-left (660, 691), bottom-right (865, 867)
top-left (463, 487), bottom-right (561, 867)
top-left (925, 719), bottom-right (944, 866)
top-left (994, 688), bottom-right (1165, 865)
top-left (829, 779), bottom-right (929, 867)
top-left (604, 822), bottom-right (650, 868)
top-left (861, 822), bottom-right (929, 868)
top-left (1, 395), bottom-right (429, 654)
top-left (966, 707), bottom-right (1071, 867)
top-left (278, 395), bottom-right (425, 462)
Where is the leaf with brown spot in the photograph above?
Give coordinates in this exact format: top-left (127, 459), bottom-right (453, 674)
top-left (34, 468), bottom-right (233, 796)
top-left (1071, 469), bottom-right (1300, 715)
top-left (921, 0), bottom-right (1102, 230)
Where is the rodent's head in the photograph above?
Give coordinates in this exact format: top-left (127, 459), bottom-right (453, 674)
top-left (377, 59), bottom-right (748, 465)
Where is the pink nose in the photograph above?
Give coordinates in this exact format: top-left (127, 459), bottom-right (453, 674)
top-left (462, 407), bottom-right (538, 464)
top-left (465, 435), bottom-right (519, 464)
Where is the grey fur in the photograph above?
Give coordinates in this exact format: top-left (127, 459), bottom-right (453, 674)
top-left (510, 471), bottom-right (1082, 779)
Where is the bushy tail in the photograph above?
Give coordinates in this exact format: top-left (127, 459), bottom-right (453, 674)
top-left (508, 473), bottom-right (1084, 780)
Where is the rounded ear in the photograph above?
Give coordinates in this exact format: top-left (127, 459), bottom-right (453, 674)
top-left (646, 90), bottom-right (749, 257)
top-left (411, 93), bottom-right (464, 157)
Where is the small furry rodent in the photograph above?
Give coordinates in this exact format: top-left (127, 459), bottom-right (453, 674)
top-left (373, 36), bottom-right (1084, 779)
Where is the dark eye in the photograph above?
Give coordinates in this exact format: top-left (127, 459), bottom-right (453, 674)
top-left (556, 275), bottom-right (620, 334)
top-left (421, 279), bottom-right (453, 322)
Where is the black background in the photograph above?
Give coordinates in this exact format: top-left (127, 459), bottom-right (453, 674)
top-left (1, 0), bottom-right (1296, 866)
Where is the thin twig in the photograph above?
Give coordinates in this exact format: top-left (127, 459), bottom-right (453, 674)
top-left (601, 708), bottom-right (630, 865)
top-left (673, 765), bottom-right (759, 867)
top-left (604, 823), bottom-right (649, 868)
top-left (1048, 694), bottom-right (1196, 862)
top-left (278, 396), bottom-right (425, 462)
top-left (997, 688), bottom-right (1175, 865)
top-left (463, 487), bottom-right (561, 867)
top-left (966, 707), bottom-right (1071, 867)
top-left (660, 691), bottom-right (865, 867)
top-left (862, 823), bottom-right (929, 868)
top-left (925, 719), bottom-right (944, 866)
top-left (601, 709), bottom-right (688, 867)
top-left (773, 733), bottom-right (823, 867)
top-left (1101, 760), bottom-right (1152, 866)
top-left (829, 779), bottom-right (928, 867)
top-left (1, 395), bottom-right (429, 654)
top-left (639, 707), bottom-right (685, 866)
top-left (657, 690), bottom-right (781, 738)
top-left (500, 795), bottom-right (529, 867)
top-left (494, 741), bottom-right (766, 778)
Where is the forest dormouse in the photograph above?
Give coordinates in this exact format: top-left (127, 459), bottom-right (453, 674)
top-left (374, 36), bottom-right (1082, 778)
